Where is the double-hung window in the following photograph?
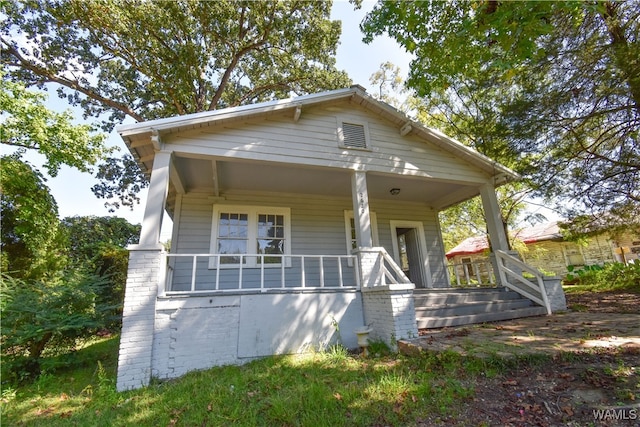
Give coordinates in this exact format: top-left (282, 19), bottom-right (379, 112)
top-left (209, 206), bottom-right (291, 268)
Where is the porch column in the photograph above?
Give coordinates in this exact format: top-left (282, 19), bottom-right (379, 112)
top-left (480, 183), bottom-right (516, 287)
top-left (139, 150), bottom-right (172, 247)
top-left (350, 169), bottom-right (373, 247)
top-left (479, 183), bottom-right (509, 252)
top-left (117, 149), bottom-right (171, 391)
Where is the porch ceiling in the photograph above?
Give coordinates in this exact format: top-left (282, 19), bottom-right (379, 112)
top-left (173, 156), bottom-right (479, 208)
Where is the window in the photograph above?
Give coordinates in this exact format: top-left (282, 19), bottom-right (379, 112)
top-left (563, 243), bottom-right (584, 266)
top-left (337, 116), bottom-right (371, 150)
top-left (344, 210), bottom-right (379, 252)
top-left (209, 206), bottom-right (291, 268)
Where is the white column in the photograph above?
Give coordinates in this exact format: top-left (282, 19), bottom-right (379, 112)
top-left (138, 151), bottom-right (172, 247)
top-left (479, 183), bottom-right (509, 252)
top-left (351, 170), bottom-right (373, 248)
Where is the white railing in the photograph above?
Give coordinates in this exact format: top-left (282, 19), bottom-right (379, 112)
top-left (161, 253), bottom-right (359, 295)
top-left (354, 247), bottom-right (412, 287)
top-left (448, 259), bottom-right (496, 287)
top-left (495, 250), bottom-right (552, 315)
top-left (378, 248), bottom-right (412, 285)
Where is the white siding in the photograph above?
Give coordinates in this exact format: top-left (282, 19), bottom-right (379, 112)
top-left (163, 101), bottom-right (490, 185)
top-left (170, 191), bottom-right (448, 290)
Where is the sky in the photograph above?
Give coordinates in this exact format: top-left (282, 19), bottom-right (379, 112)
top-left (3, 1), bottom-right (558, 239)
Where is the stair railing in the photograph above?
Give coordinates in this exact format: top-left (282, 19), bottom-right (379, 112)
top-left (494, 250), bottom-right (552, 315)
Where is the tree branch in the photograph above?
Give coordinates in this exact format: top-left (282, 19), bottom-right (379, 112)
top-left (2, 40), bottom-right (145, 123)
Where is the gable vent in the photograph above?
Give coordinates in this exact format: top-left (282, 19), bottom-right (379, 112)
top-left (342, 122), bottom-right (368, 149)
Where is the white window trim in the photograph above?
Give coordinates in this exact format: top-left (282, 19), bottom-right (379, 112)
top-left (336, 115), bottom-right (372, 151)
top-left (209, 205), bottom-right (291, 269)
top-left (344, 210), bottom-right (379, 253)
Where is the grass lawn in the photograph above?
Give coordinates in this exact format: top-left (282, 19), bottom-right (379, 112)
top-left (1, 335), bottom-right (519, 427)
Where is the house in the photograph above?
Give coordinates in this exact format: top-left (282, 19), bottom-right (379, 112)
top-left (115, 85), bottom-right (566, 391)
top-left (446, 222), bottom-right (640, 280)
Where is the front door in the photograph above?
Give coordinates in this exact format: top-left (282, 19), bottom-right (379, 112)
top-left (390, 221), bottom-right (432, 288)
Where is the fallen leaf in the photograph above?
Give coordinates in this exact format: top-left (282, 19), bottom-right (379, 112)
top-left (333, 392), bottom-right (342, 401)
top-left (502, 379), bottom-right (518, 386)
top-left (207, 404), bottom-right (213, 412)
top-left (561, 406), bottom-right (574, 416)
top-left (59, 393), bottom-right (69, 401)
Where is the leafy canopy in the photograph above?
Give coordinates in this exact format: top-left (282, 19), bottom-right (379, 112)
top-left (0, 156), bottom-right (66, 280)
top-left (0, 75), bottom-right (107, 177)
top-left (362, 1), bottom-right (640, 229)
top-left (2, 0), bottom-right (351, 130)
top-left (2, 0), bottom-right (351, 209)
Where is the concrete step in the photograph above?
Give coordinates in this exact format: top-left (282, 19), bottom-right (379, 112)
top-left (413, 289), bottom-right (522, 306)
top-left (414, 298), bottom-right (534, 318)
top-left (417, 306), bottom-right (548, 329)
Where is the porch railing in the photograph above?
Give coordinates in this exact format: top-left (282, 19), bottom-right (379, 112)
top-left (354, 247), bottom-right (412, 287)
top-left (161, 253), bottom-right (359, 295)
top-left (448, 259), bottom-right (496, 287)
top-left (494, 250), bottom-right (552, 315)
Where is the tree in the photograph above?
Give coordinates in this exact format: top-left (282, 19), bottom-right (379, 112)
top-left (0, 74), bottom-right (107, 177)
top-left (2, 0), bottom-right (352, 209)
top-left (0, 156), bottom-right (66, 280)
top-left (362, 1), bottom-right (640, 228)
top-left (61, 216), bottom-right (141, 328)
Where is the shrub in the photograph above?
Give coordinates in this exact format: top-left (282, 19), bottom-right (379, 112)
top-left (1, 272), bottom-right (115, 382)
top-left (566, 262), bottom-right (640, 292)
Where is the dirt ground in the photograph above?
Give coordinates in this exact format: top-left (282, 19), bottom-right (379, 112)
top-left (408, 291), bottom-right (640, 426)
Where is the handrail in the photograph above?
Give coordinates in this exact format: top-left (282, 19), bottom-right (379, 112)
top-left (355, 247), bottom-right (412, 287)
top-left (379, 247), bottom-right (412, 285)
top-left (161, 253), bottom-right (359, 294)
top-left (494, 250), bottom-right (552, 315)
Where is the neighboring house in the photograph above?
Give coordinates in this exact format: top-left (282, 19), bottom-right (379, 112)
top-left (446, 222), bottom-right (640, 278)
top-left (115, 85), bottom-right (564, 391)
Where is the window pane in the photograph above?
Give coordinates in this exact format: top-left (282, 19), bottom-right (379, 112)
top-left (258, 239), bottom-right (284, 264)
top-left (258, 214), bottom-right (284, 239)
top-left (218, 239), bottom-right (247, 264)
top-left (219, 212), bottom-right (248, 237)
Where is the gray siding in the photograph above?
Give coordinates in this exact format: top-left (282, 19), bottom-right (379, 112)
top-left (169, 191), bottom-right (448, 291)
top-left (164, 101), bottom-right (490, 185)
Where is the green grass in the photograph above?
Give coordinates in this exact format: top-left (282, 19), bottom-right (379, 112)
top-left (1, 336), bottom-right (510, 427)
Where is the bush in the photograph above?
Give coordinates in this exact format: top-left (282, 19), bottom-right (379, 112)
top-left (566, 262), bottom-right (640, 292)
top-left (1, 272), bottom-right (115, 382)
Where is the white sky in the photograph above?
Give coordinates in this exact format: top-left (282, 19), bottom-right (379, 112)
top-left (2, 1), bottom-right (559, 239)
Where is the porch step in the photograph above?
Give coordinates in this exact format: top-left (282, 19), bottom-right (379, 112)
top-left (414, 288), bottom-right (547, 329)
top-left (417, 306), bottom-right (548, 329)
top-left (415, 298), bottom-right (534, 318)
top-left (413, 289), bottom-right (523, 306)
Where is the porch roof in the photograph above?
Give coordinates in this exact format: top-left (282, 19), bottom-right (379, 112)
top-left (117, 85), bottom-right (518, 184)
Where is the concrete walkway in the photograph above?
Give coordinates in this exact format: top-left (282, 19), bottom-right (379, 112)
top-left (399, 311), bottom-right (640, 358)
